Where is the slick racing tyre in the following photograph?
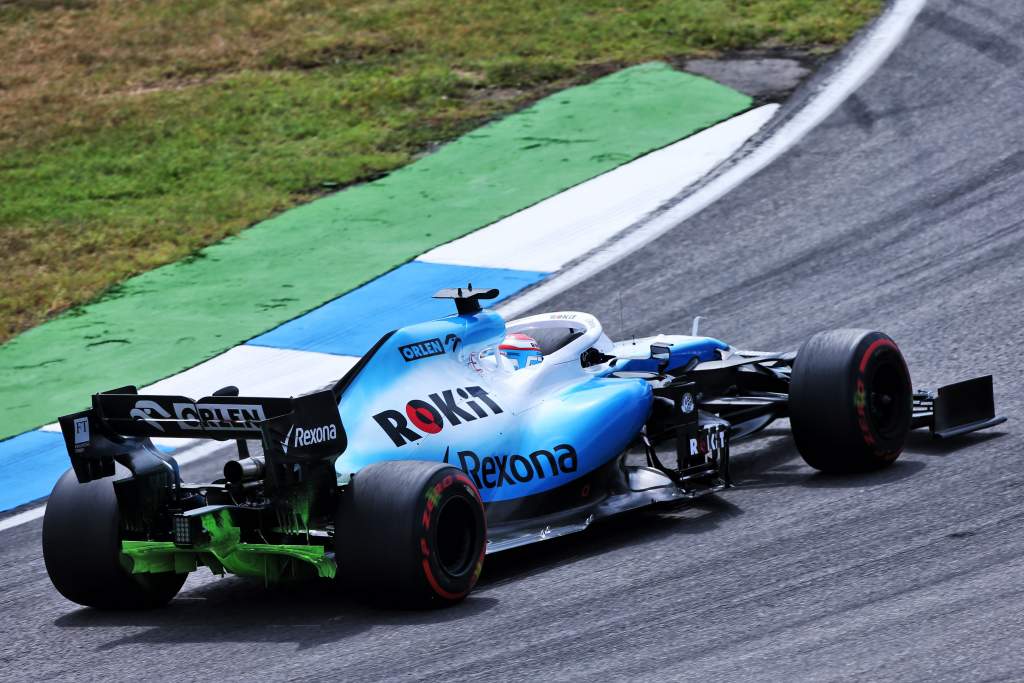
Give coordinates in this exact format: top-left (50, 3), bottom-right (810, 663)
top-left (42, 468), bottom-right (186, 609)
top-left (336, 460), bottom-right (486, 607)
top-left (790, 329), bottom-right (913, 473)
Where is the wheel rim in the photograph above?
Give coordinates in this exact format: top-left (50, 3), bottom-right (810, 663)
top-left (434, 495), bottom-right (478, 578)
top-left (867, 350), bottom-right (910, 441)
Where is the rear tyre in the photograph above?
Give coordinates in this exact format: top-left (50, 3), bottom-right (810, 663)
top-left (42, 469), bottom-right (186, 609)
top-left (336, 460), bottom-right (486, 607)
top-left (790, 329), bottom-right (912, 473)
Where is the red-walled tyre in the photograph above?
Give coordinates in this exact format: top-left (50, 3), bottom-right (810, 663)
top-left (335, 460), bottom-right (486, 607)
top-left (790, 329), bottom-right (913, 473)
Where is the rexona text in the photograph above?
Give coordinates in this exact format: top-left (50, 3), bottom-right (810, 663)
top-left (447, 443), bottom-right (578, 490)
top-left (292, 424), bottom-right (337, 447)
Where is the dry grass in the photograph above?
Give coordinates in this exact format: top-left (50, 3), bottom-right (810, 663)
top-left (0, 0), bottom-right (883, 342)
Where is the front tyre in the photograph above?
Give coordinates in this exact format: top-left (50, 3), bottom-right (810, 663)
top-left (336, 461), bottom-right (486, 607)
top-left (790, 329), bottom-right (912, 473)
top-left (42, 469), bottom-right (186, 609)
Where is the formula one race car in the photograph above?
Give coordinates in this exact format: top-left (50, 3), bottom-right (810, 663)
top-left (42, 286), bottom-right (1005, 608)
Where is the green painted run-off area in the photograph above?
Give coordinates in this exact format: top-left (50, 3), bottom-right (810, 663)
top-left (0, 63), bottom-right (751, 440)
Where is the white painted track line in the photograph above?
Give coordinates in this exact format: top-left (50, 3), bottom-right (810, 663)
top-left (0, 505), bottom-right (44, 532)
top-left (498, 0), bottom-right (929, 319)
top-left (140, 345), bottom-right (358, 398)
top-left (418, 106), bottom-right (778, 273)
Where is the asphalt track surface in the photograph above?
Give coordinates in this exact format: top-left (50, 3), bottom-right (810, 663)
top-left (2, 1), bottom-right (1023, 680)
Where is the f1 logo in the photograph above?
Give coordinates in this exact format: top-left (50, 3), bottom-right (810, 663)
top-left (73, 417), bottom-right (90, 446)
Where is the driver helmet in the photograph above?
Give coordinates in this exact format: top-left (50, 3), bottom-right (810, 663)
top-left (499, 332), bottom-right (543, 370)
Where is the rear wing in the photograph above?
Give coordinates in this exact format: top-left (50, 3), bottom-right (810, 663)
top-left (58, 386), bottom-right (345, 483)
top-left (88, 385), bottom-right (293, 439)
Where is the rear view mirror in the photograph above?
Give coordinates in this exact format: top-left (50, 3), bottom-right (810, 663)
top-left (650, 344), bottom-right (671, 373)
top-left (650, 344), bottom-right (671, 361)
